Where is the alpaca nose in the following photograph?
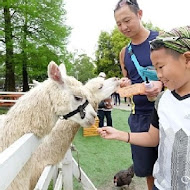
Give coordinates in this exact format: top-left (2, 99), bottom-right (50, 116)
top-left (113, 77), bottom-right (120, 81)
top-left (113, 77), bottom-right (121, 85)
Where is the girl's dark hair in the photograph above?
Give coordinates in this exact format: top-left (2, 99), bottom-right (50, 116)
top-left (114, 0), bottom-right (140, 14)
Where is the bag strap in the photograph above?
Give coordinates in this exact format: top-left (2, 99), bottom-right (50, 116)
top-left (128, 45), bottom-right (144, 78)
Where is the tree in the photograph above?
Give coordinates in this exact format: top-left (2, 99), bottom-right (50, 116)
top-left (95, 29), bottom-right (129, 78)
top-left (2, 0), bottom-right (15, 90)
top-left (95, 31), bottom-right (117, 78)
top-left (0, 0), bottom-right (71, 91)
top-left (69, 54), bottom-right (96, 83)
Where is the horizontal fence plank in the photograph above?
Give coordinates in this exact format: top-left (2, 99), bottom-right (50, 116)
top-left (0, 100), bottom-right (17, 103)
top-left (0, 92), bottom-right (25, 95)
top-left (0, 133), bottom-right (40, 190)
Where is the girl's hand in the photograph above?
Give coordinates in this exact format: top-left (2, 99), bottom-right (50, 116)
top-left (120, 77), bottom-right (131, 88)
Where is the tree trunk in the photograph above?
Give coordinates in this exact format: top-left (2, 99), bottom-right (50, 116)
top-left (22, 9), bottom-right (29, 92)
top-left (22, 58), bottom-right (29, 92)
top-left (3, 3), bottom-right (15, 91)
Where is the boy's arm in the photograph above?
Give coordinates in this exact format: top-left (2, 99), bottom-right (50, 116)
top-left (128, 125), bottom-right (159, 147)
top-left (116, 107), bottom-right (159, 146)
top-left (112, 125), bottom-right (159, 147)
top-left (98, 125), bottom-right (159, 147)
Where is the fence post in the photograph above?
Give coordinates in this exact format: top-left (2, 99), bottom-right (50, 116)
top-left (62, 148), bottom-right (73, 190)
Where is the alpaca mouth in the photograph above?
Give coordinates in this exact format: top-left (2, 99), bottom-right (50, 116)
top-left (82, 119), bottom-right (95, 128)
top-left (88, 119), bottom-right (95, 126)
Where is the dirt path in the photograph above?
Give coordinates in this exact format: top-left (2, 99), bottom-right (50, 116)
top-left (98, 175), bottom-right (147, 190)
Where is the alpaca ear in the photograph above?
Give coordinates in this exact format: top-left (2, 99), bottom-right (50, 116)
top-left (58, 63), bottom-right (67, 78)
top-left (32, 79), bottom-right (40, 86)
top-left (48, 61), bottom-right (64, 83)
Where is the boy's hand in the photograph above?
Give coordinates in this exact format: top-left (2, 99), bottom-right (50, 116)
top-left (97, 127), bottom-right (119, 140)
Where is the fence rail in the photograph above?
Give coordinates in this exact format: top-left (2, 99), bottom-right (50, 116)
top-left (0, 91), bottom-right (25, 107)
top-left (0, 134), bottom-right (40, 190)
top-left (0, 91), bottom-right (97, 190)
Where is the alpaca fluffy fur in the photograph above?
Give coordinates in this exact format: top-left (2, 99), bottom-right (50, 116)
top-left (1, 61), bottom-right (96, 190)
top-left (29, 76), bottom-right (120, 189)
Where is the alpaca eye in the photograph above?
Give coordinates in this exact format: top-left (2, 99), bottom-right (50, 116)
top-left (74, 96), bottom-right (82, 101)
top-left (98, 84), bottom-right (103, 89)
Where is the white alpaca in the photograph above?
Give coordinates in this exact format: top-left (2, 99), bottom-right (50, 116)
top-left (1, 61), bottom-right (97, 190)
top-left (29, 76), bottom-right (120, 189)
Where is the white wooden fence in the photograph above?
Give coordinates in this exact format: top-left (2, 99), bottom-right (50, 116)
top-left (0, 92), bottom-right (97, 190)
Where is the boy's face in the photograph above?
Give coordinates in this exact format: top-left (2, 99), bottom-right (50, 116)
top-left (151, 48), bottom-right (190, 94)
top-left (114, 5), bottom-right (142, 38)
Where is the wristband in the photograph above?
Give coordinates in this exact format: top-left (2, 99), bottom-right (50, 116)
top-left (127, 132), bottom-right (130, 143)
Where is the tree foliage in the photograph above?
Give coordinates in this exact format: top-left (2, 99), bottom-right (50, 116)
top-left (0, 0), bottom-right (71, 91)
top-left (69, 53), bottom-right (96, 83)
top-left (94, 28), bottom-right (129, 78)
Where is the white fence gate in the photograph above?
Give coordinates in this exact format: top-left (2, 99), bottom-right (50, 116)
top-left (0, 92), bottom-right (97, 190)
top-left (0, 133), bottom-right (97, 190)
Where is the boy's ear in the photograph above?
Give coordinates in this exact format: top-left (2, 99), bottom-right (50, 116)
top-left (184, 51), bottom-right (190, 67)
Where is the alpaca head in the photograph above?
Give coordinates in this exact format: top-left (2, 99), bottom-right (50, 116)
top-left (46, 61), bottom-right (97, 127)
top-left (84, 76), bottom-right (120, 108)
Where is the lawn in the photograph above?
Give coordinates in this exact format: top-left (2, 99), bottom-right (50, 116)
top-left (72, 108), bottom-right (132, 189)
top-left (0, 107), bottom-right (8, 114)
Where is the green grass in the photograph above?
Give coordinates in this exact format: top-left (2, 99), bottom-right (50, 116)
top-left (0, 107), bottom-right (8, 114)
top-left (72, 108), bottom-right (132, 189)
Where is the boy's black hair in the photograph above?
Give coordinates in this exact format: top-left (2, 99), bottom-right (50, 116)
top-left (150, 26), bottom-right (190, 54)
top-left (150, 40), bottom-right (181, 58)
top-left (164, 48), bottom-right (181, 59)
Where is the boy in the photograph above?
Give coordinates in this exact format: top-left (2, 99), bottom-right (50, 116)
top-left (98, 25), bottom-right (190, 190)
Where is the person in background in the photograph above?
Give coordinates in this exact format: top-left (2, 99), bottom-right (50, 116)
top-left (97, 72), bottom-right (113, 127)
top-left (113, 91), bottom-right (121, 106)
top-left (97, 96), bottom-right (113, 127)
top-left (98, 25), bottom-right (190, 190)
top-left (113, 0), bottom-right (163, 189)
top-left (124, 97), bottom-right (131, 106)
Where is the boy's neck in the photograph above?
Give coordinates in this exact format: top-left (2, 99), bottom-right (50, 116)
top-left (175, 84), bottom-right (190, 97)
top-left (131, 27), bottom-right (150, 45)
